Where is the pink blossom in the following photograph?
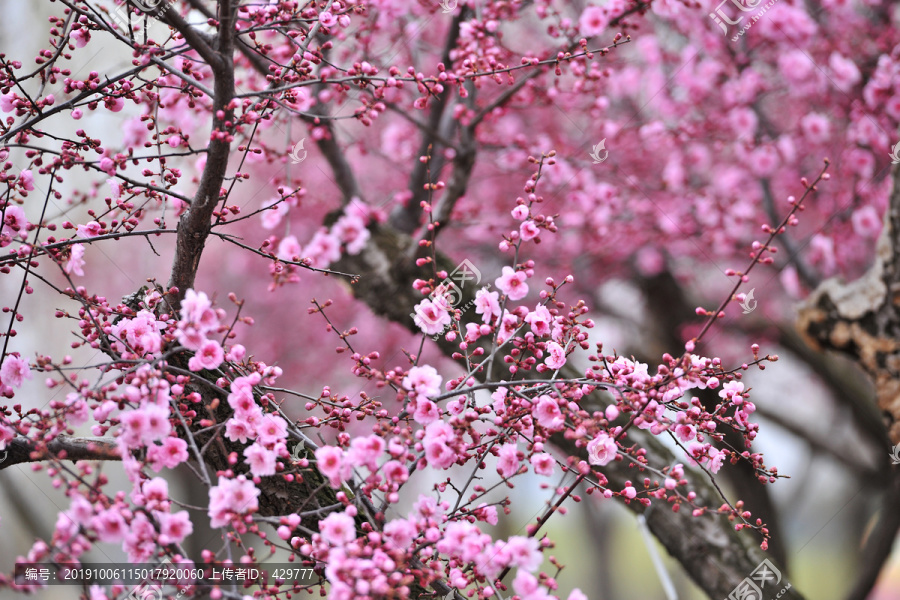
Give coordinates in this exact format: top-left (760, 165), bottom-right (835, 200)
top-left (622, 485), bottom-right (637, 499)
top-left (3, 205), bottom-right (27, 232)
top-left (383, 518), bottom-right (417, 549)
top-left (18, 170), bottom-right (34, 191)
top-left (224, 416), bottom-right (255, 444)
top-left (159, 510), bottom-right (193, 545)
top-left (474, 288), bottom-right (501, 324)
top-left (544, 341), bottom-right (567, 370)
top-left (530, 452), bottom-right (555, 476)
top-left (188, 339), bottom-right (224, 371)
top-left (76, 221), bottom-right (102, 238)
top-left (718, 381), bottom-right (745, 402)
top-left (579, 5), bottom-right (608, 37)
top-left (71, 27), bottom-right (90, 47)
top-left (587, 432), bottom-right (617, 466)
top-left (412, 297), bottom-right (451, 335)
top-left (65, 243), bottom-right (86, 276)
top-left (147, 437), bottom-right (189, 471)
top-left (0, 423), bottom-right (15, 450)
top-left (257, 413), bottom-right (288, 445)
top-left (504, 536), bottom-right (542, 571)
top-left (244, 442), bottom-right (277, 476)
top-left (728, 107), bottom-right (757, 139)
top-left (92, 508), bottom-right (127, 543)
top-left (64, 392), bottom-right (89, 426)
top-left (800, 112), bottom-right (831, 144)
top-left (318, 10), bottom-right (338, 28)
top-left (524, 304), bottom-right (552, 337)
top-left (852, 206), bottom-right (881, 238)
top-left (424, 420), bottom-right (456, 469)
top-left (1, 355), bottom-right (31, 389)
top-left (261, 198), bottom-right (289, 229)
top-left (315, 445), bottom-right (347, 487)
top-left (708, 447), bottom-right (725, 474)
top-left (319, 511), bottom-right (356, 545)
top-left (208, 475), bottom-right (260, 528)
top-left (0, 93), bottom-right (15, 112)
top-left (277, 235), bottom-right (302, 261)
top-left (331, 212), bottom-right (370, 255)
top-left (302, 229), bottom-right (341, 268)
top-left (179, 289), bottom-right (217, 330)
top-left (519, 220), bottom-right (540, 241)
top-left (496, 443), bottom-right (519, 478)
top-left (533, 395), bottom-right (564, 430)
top-left (413, 399), bottom-right (440, 424)
top-left (496, 310), bottom-right (520, 344)
top-left (382, 460), bottom-right (409, 484)
top-left (144, 404), bottom-right (171, 441)
top-left (403, 365), bottom-right (442, 399)
top-left (511, 205), bottom-right (529, 220)
top-left (495, 266), bottom-right (529, 301)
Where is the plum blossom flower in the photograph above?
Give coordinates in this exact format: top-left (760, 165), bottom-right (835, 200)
top-left (261, 198), bottom-right (289, 229)
top-left (530, 452), bottom-right (555, 476)
top-left (208, 475), bottom-right (260, 528)
top-left (533, 395), bottom-right (564, 430)
top-left (800, 112), bottom-right (831, 144)
top-left (474, 288), bottom-right (501, 324)
top-left (424, 420), bottom-right (456, 469)
top-left (579, 5), bottom-right (608, 36)
top-left (158, 511), bottom-right (193, 545)
top-left (244, 442), bottom-right (277, 476)
top-left (587, 432), bottom-right (617, 466)
top-left (319, 511), bottom-right (356, 545)
top-left (718, 380), bottom-right (745, 402)
top-left (76, 221), bottom-right (102, 238)
top-left (497, 443), bottom-right (519, 478)
top-left (544, 341), bottom-right (567, 370)
top-left (315, 445), bottom-right (348, 487)
top-left (18, 170), bottom-right (34, 192)
top-left (1, 355), bottom-right (31, 389)
top-left (519, 220), bottom-right (540, 241)
top-left (495, 266), bottom-right (529, 301)
top-left (2, 205), bottom-right (27, 232)
top-left (412, 297), bottom-right (451, 335)
top-left (852, 206), bottom-right (882, 238)
top-left (331, 212), bottom-right (370, 255)
top-left (403, 365), bottom-right (442, 399)
top-left (511, 205), bottom-right (529, 220)
top-left (0, 423), bottom-right (15, 450)
top-left (187, 339), bottom-right (224, 371)
top-left (65, 243), bottom-right (86, 276)
top-left (302, 229), bottom-right (341, 268)
top-left (147, 437), bottom-right (189, 471)
top-left (257, 414), bottom-right (288, 445)
top-left (277, 235), bottom-right (302, 262)
top-left (525, 304), bottom-right (552, 336)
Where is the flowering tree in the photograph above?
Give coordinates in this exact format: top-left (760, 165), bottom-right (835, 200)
top-left (0, 0), bottom-right (898, 599)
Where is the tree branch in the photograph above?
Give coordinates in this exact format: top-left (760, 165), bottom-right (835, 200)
top-left (167, 0), bottom-right (237, 305)
top-left (0, 435), bottom-right (120, 470)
